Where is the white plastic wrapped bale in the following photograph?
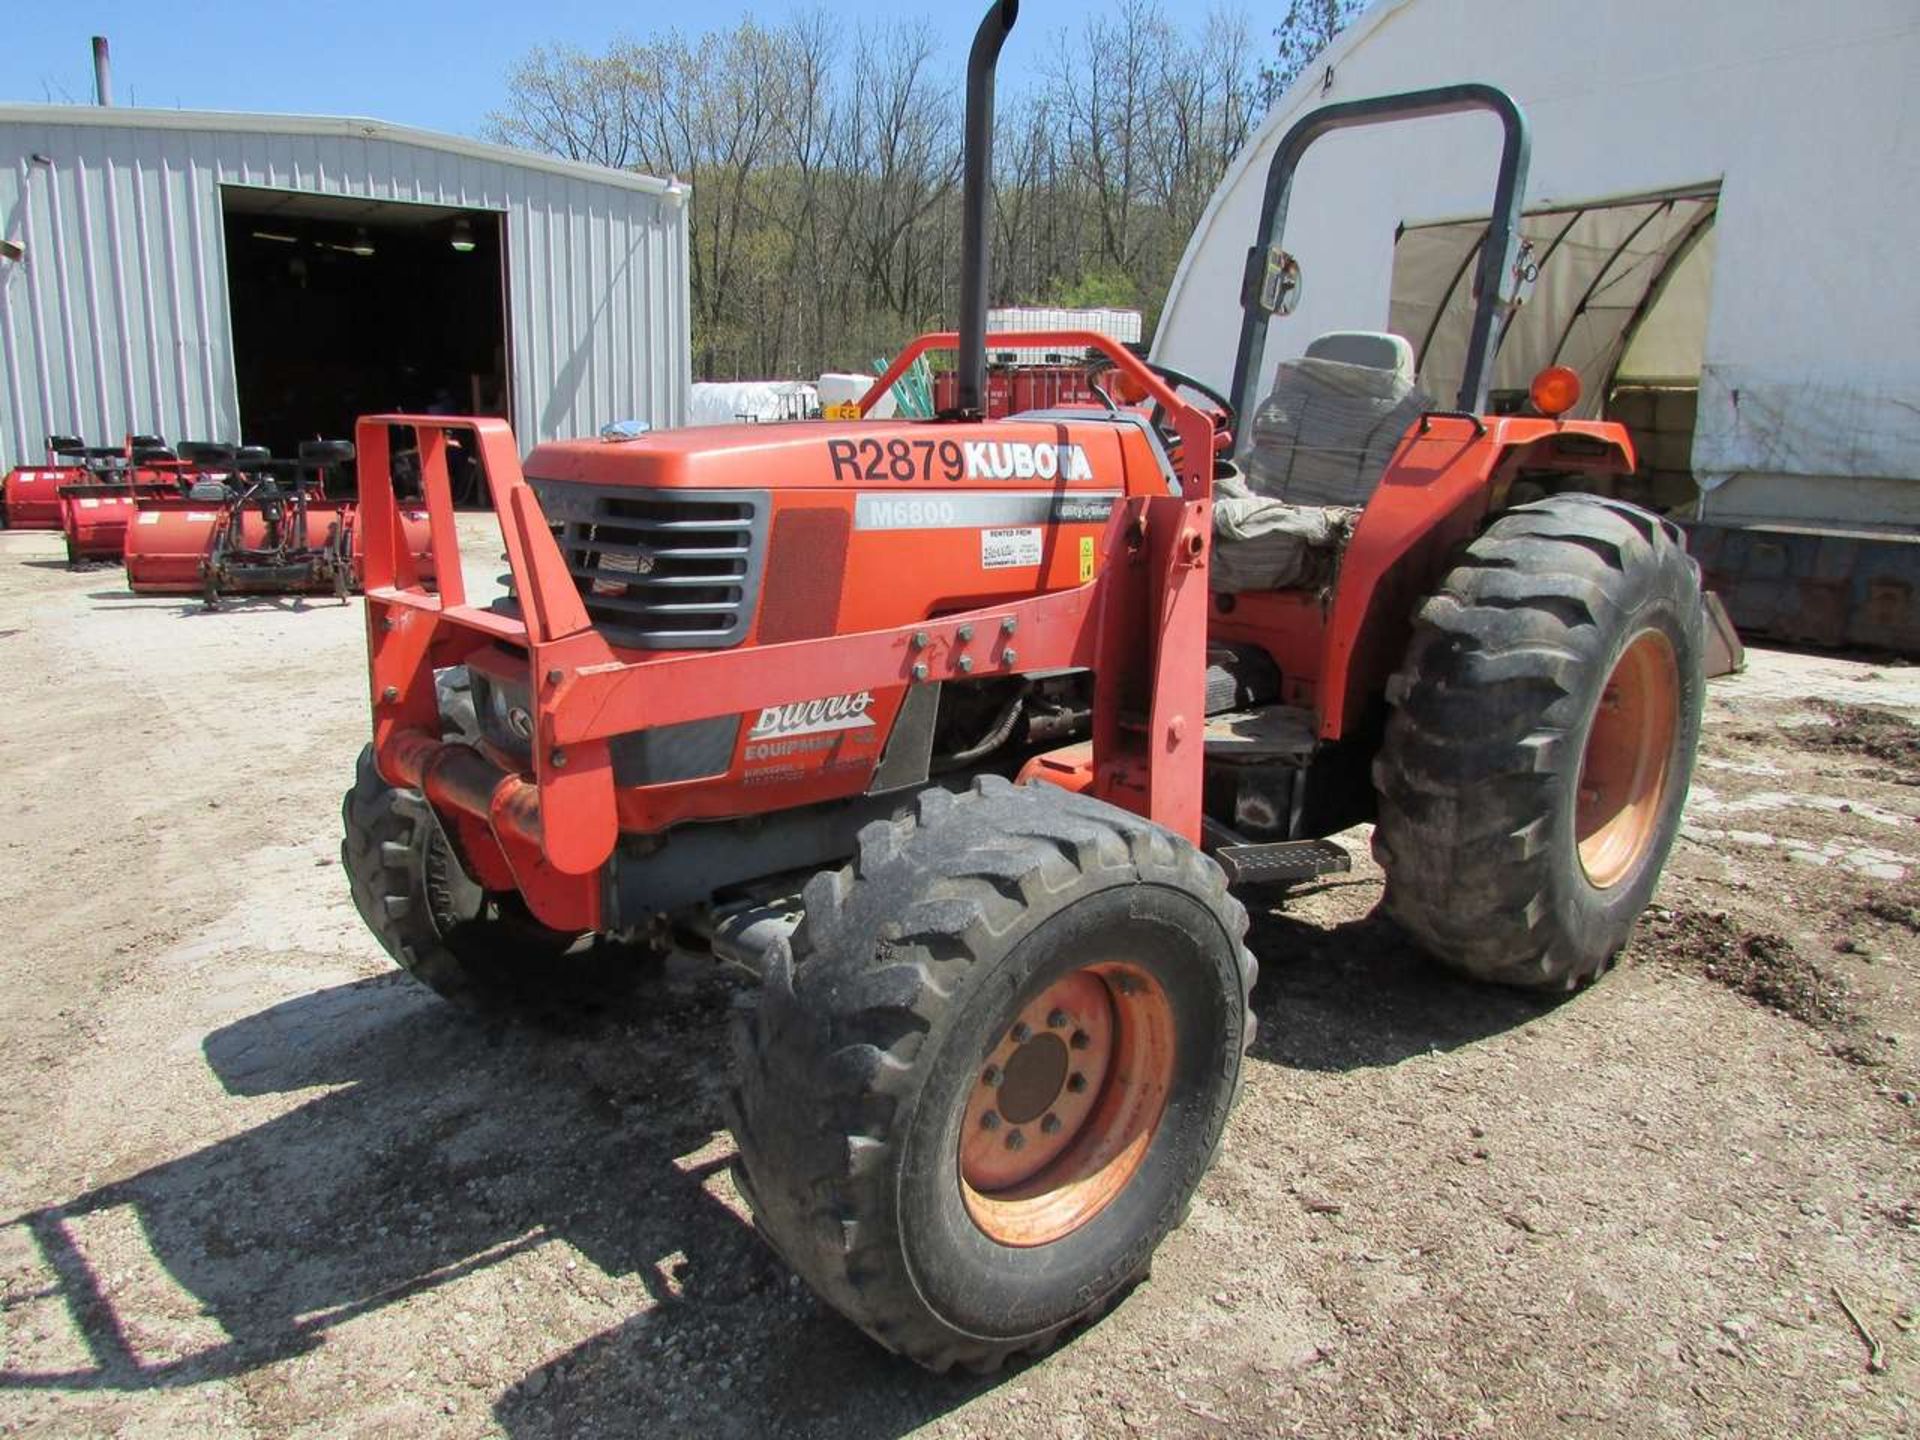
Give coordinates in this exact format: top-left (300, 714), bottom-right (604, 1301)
top-left (1243, 342), bottom-right (1430, 509)
top-left (1209, 469), bottom-right (1356, 593)
top-left (687, 381), bottom-right (819, 427)
top-left (817, 373), bottom-right (896, 420)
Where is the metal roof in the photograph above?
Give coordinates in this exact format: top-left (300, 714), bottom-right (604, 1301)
top-left (0, 104), bottom-right (684, 200)
top-left (1, 105), bottom-right (691, 454)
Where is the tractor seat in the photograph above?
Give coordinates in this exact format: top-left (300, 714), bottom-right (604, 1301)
top-left (1243, 331), bottom-right (1428, 509)
top-left (1211, 331), bottom-right (1431, 593)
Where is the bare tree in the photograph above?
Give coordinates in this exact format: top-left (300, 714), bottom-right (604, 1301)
top-left (1259, 0), bottom-right (1369, 107)
top-left (489, 46), bottom-right (645, 169)
top-left (488, 3), bottom-right (1269, 379)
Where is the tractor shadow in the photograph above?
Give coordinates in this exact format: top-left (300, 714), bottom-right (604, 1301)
top-left (83, 590), bottom-right (351, 616)
top-left (0, 966), bottom-right (996, 1438)
top-left (1242, 892), bottom-right (1562, 1072)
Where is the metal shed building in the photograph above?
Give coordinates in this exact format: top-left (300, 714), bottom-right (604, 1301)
top-left (0, 105), bottom-right (690, 462)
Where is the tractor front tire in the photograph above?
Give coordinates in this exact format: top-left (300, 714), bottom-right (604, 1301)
top-left (341, 744), bottom-right (634, 1015)
top-left (726, 776), bottom-right (1256, 1372)
top-left (1372, 494), bottom-right (1705, 989)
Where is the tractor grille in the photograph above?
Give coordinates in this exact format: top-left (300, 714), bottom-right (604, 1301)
top-left (526, 481), bottom-right (769, 648)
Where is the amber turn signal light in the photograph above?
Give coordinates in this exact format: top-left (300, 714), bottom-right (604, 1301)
top-left (1529, 365), bottom-right (1582, 418)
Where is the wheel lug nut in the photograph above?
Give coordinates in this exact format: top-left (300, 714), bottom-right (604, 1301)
top-left (980, 1110), bottom-right (1000, 1131)
top-left (1068, 1072), bottom-right (1088, 1093)
top-left (1047, 1008), bottom-right (1069, 1029)
top-left (981, 1065), bottom-right (1003, 1088)
top-left (1005, 1129), bottom-right (1025, 1151)
top-left (1010, 1022), bottom-right (1031, 1044)
top-left (1070, 1030), bottom-right (1091, 1050)
top-left (1041, 1113), bottom-right (1062, 1135)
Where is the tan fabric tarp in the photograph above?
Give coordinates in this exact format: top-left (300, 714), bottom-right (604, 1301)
top-left (1389, 190), bottom-right (1718, 415)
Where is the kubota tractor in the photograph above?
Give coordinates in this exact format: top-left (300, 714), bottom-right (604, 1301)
top-left (339, 0), bottom-right (1704, 1372)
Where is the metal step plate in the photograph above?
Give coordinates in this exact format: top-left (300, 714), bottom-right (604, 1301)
top-left (1213, 837), bottom-right (1352, 887)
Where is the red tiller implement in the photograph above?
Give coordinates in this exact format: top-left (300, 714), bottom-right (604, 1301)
top-left (58, 444), bottom-right (189, 564)
top-left (4, 434), bottom-right (162, 532)
top-left (125, 442), bottom-right (254, 591)
top-left (126, 439), bottom-right (433, 603)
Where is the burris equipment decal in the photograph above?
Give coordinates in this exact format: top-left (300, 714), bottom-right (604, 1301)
top-left (746, 690), bottom-right (876, 741)
top-left (826, 437), bottom-right (1094, 484)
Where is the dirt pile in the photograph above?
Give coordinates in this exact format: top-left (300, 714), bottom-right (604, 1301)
top-left (1855, 890), bottom-right (1920, 934)
top-left (1640, 907), bottom-right (1853, 1029)
top-left (1806, 701), bottom-right (1920, 782)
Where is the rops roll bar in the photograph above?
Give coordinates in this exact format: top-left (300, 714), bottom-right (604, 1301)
top-left (1227, 83), bottom-right (1532, 436)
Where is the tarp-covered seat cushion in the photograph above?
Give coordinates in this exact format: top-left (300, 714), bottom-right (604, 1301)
top-left (1243, 332), bottom-right (1430, 509)
top-left (1210, 469), bottom-right (1356, 592)
top-left (1211, 331), bottom-right (1429, 592)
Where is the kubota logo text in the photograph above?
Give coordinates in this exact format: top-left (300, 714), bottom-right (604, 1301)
top-left (962, 441), bottom-right (1092, 481)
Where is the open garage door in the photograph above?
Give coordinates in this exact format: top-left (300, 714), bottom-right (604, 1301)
top-left (220, 187), bottom-right (508, 491)
top-left (1390, 186), bottom-right (1718, 511)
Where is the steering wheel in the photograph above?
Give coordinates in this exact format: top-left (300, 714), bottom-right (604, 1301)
top-left (1088, 359), bottom-right (1236, 447)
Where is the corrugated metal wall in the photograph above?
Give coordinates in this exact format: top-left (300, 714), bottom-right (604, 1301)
top-left (0, 108), bottom-right (690, 458)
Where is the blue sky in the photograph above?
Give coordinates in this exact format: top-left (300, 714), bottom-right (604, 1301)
top-left (0, 0), bottom-right (1180, 141)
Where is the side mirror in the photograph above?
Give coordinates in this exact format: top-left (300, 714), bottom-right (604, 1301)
top-left (1243, 245), bottom-right (1303, 319)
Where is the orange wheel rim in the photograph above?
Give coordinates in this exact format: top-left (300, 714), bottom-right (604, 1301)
top-left (1575, 629), bottom-right (1680, 888)
top-left (959, 963), bottom-right (1175, 1247)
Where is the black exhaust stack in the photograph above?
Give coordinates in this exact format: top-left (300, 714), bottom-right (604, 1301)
top-left (955, 0), bottom-right (1018, 419)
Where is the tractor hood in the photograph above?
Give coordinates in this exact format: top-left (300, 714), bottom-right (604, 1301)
top-left (524, 417), bottom-right (1133, 493)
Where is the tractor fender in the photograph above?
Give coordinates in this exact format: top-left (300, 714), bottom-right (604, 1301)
top-left (1317, 416), bottom-right (1633, 739)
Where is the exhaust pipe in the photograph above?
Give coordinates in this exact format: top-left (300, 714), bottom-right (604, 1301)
top-left (91, 36), bottom-right (113, 107)
top-left (954, 0), bottom-right (1018, 419)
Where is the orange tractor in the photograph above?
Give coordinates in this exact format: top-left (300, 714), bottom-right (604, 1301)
top-left (340, 0), bottom-right (1703, 1372)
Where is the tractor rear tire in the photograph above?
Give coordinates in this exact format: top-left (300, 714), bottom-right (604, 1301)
top-left (726, 776), bottom-right (1256, 1372)
top-left (341, 745), bottom-right (637, 1015)
top-left (1371, 494), bottom-right (1705, 989)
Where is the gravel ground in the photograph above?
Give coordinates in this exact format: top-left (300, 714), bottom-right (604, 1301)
top-left (1, 520), bottom-right (1916, 1438)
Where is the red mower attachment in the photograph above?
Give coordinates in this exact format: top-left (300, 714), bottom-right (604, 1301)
top-left (125, 439), bottom-right (434, 605)
top-left (4, 434), bottom-right (163, 531)
top-left (57, 439), bottom-right (188, 563)
top-left (123, 442), bottom-right (248, 592)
